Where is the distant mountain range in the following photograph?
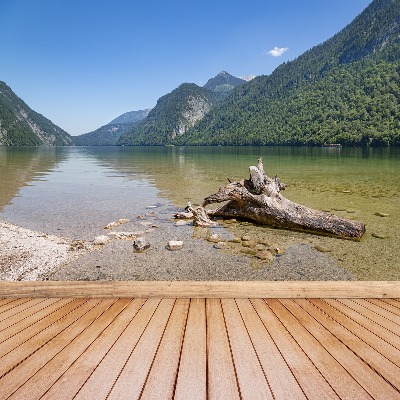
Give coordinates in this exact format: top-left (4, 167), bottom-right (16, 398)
top-left (73, 109), bottom-right (150, 146)
top-left (119, 0), bottom-right (400, 147)
top-left (0, 81), bottom-right (72, 146)
top-left (2, 0), bottom-right (399, 147)
top-left (118, 72), bottom-right (245, 146)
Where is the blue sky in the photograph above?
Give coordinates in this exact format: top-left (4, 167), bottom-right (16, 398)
top-left (0, 0), bottom-right (371, 136)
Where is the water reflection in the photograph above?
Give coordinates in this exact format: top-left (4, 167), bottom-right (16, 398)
top-left (0, 147), bottom-right (68, 211)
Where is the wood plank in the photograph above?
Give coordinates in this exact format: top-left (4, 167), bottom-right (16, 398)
top-left (309, 299), bottom-right (400, 376)
top-left (206, 298), bottom-right (240, 400)
top-left (1, 299), bottom-right (111, 399)
top-left (41, 299), bottom-right (146, 400)
top-left (0, 299), bottom-right (81, 360)
top-left (104, 299), bottom-right (176, 400)
top-left (340, 299), bottom-right (400, 337)
top-left (265, 298), bottom-right (369, 400)
top-left (382, 299), bottom-right (400, 309)
top-left (174, 299), bottom-right (207, 400)
top-left (235, 298), bottom-right (306, 399)
top-left (254, 299), bottom-right (340, 399)
top-left (291, 299), bottom-right (400, 396)
top-left (10, 299), bottom-right (130, 399)
top-left (73, 298), bottom-right (161, 399)
top-left (0, 298), bottom-right (56, 330)
top-left (324, 299), bottom-right (400, 353)
top-left (221, 298), bottom-right (273, 400)
top-left (0, 300), bottom-right (32, 316)
top-left (366, 299), bottom-right (400, 324)
top-left (0, 281), bottom-right (399, 298)
top-left (140, 299), bottom-right (190, 399)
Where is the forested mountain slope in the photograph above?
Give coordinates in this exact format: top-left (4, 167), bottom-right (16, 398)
top-left (0, 81), bottom-right (72, 146)
top-left (179, 0), bottom-right (400, 146)
top-left (118, 83), bottom-right (217, 146)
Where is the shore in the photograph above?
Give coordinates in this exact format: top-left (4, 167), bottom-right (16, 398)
top-left (1, 205), bottom-right (355, 281)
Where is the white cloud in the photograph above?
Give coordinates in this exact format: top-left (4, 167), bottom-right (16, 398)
top-left (267, 47), bottom-right (289, 57)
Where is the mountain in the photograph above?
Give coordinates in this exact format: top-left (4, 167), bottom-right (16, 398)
top-left (0, 81), bottom-right (72, 146)
top-left (203, 71), bottom-right (246, 95)
top-left (117, 83), bottom-right (217, 146)
top-left (108, 109), bottom-right (151, 125)
top-left (178, 0), bottom-right (400, 146)
top-left (73, 109), bottom-right (150, 146)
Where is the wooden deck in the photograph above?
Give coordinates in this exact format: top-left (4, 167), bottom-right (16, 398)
top-left (0, 282), bottom-right (399, 399)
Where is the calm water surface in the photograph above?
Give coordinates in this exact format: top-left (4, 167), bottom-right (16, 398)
top-left (1, 146), bottom-right (399, 279)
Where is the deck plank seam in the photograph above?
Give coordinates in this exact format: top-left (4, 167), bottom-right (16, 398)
top-left (300, 299), bottom-right (400, 394)
top-left (275, 298), bottom-right (359, 398)
top-left (103, 298), bottom-right (166, 399)
top-left (324, 299), bottom-right (400, 353)
top-left (171, 298), bottom-right (194, 400)
top-left (336, 299), bottom-right (400, 339)
top-left (250, 299), bottom-right (307, 399)
top-left (65, 299), bottom-right (146, 397)
top-left (234, 298), bottom-right (275, 400)
top-left (0, 299), bottom-right (58, 333)
top-left (0, 298), bottom-right (71, 343)
top-left (349, 299), bottom-right (400, 328)
top-left (44, 298), bottom-right (139, 398)
top-left (70, 298), bottom-right (147, 398)
top-left (0, 298), bottom-right (48, 323)
top-left (310, 299), bottom-right (400, 366)
top-left (363, 299), bottom-right (400, 323)
top-left (0, 299), bottom-right (87, 359)
top-left (8, 299), bottom-right (118, 399)
top-left (220, 298), bottom-right (242, 399)
top-left (0, 299), bottom-right (104, 395)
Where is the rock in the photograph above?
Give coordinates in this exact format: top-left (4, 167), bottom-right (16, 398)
top-left (68, 240), bottom-right (86, 251)
top-left (207, 234), bottom-right (224, 243)
top-left (371, 233), bottom-right (388, 239)
top-left (314, 245), bottom-right (331, 253)
top-left (109, 231), bottom-right (144, 240)
top-left (228, 238), bottom-right (241, 243)
top-left (256, 250), bottom-right (274, 262)
top-left (375, 212), bottom-right (389, 217)
top-left (242, 241), bottom-right (255, 248)
top-left (93, 235), bottom-right (111, 245)
top-left (133, 237), bottom-right (150, 252)
top-left (241, 234), bottom-right (252, 241)
top-left (213, 242), bottom-right (227, 249)
top-left (166, 240), bottom-right (184, 251)
top-left (104, 221), bottom-right (118, 230)
top-left (255, 244), bottom-right (265, 251)
top-left (257, 239), bottom-right (272, 246)
top-left (118, 218), bottom-right (130, 224)
top-left (174, 220), bottom-right (191, 226)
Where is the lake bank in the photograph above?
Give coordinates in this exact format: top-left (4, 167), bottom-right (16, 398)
top-left (1, 205), bottom-right (356, 281)
top-left (1, 146), bottom-right (399, 280)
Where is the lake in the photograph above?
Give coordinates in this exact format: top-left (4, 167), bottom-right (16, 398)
top-left (1, 145), bottom-right (399, 280)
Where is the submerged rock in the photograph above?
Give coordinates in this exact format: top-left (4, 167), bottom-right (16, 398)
top-left (93, 235), bottom-right (111, 245)
top-left (133, 237), bottom-right (150, 252)
top-left (166, 240), bottom-right (184, 251)
top-left (256, 250), bottom-right (274, 262)
top-left (375, 212), bottom-right (389, 217)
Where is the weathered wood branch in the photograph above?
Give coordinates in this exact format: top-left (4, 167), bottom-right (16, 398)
top-left (202, 158), bottom-right (365, 239)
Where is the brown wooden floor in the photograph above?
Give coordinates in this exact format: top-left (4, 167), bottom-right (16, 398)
top-left (1, 294), bottom-right (400, 399)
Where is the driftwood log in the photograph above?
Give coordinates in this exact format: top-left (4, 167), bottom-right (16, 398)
top-left (200, 158), bottom-right (365, 239)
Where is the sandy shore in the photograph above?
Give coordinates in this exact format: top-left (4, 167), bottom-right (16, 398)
top-left (1, 206), bottom-right (355, 281)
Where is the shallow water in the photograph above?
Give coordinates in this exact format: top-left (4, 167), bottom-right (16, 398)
top-left (1, 145), bottom-right (399, 279)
